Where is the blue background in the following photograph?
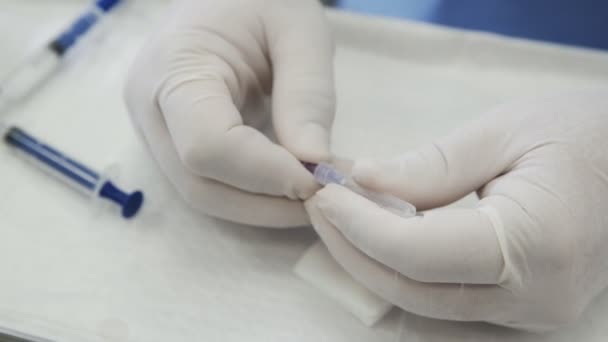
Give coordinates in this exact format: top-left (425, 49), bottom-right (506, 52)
top-left (334, 0), bottom-right (608, 51)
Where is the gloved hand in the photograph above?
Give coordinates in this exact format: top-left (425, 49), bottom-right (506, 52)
top-left (125, 0), bottom-right (335, 227)
top-left (306, 90), bottom-right (608, 331)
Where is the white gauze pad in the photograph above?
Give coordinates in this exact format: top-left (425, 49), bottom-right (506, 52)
top-left (294, 241), bottom-right (393, 326)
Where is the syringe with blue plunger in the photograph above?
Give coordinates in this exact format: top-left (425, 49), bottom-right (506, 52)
top-left (2, 124), bottom-right (144, 219)
top-left (0, 0), bottom-right (124, 110)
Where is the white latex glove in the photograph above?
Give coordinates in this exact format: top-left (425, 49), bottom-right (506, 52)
top-left (125, 0), bottom-right (335, 227)
top-left (306, 90), bottom-right (608, 331)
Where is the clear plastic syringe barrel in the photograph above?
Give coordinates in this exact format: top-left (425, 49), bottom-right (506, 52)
top-left (0, 50), bottom-right (60, 109)
top-left (3, 125), bottom-right (102, 196)
top-left (0, 0), bottom-right (123, 111)
top-left (309, 163), bottom-right (417, 219)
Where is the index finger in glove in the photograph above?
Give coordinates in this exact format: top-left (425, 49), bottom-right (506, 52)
top-left (305, 195), bottom-right (513, 322)
top-left (313, 184), bottom-right (506, 284)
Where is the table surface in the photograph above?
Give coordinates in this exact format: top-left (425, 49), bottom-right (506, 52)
top-left (1, 1), bottom-right (608, 341)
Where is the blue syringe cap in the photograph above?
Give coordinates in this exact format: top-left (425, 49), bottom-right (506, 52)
top-left (99, 181), bottom-right (144, 219)
top-left (302, 162), bottom-right (318, 174)
top-left (96, 0), bottom-right (123, 12)
top-left (122, 191), bottom-right (144, 219)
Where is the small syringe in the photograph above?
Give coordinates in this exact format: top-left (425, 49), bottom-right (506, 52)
top-left (303, 162), bottom-right (416, 218)
top-left (2, 125), bottom-right (144, 219)
top-left (0, 0), bottom-right (123, 110)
